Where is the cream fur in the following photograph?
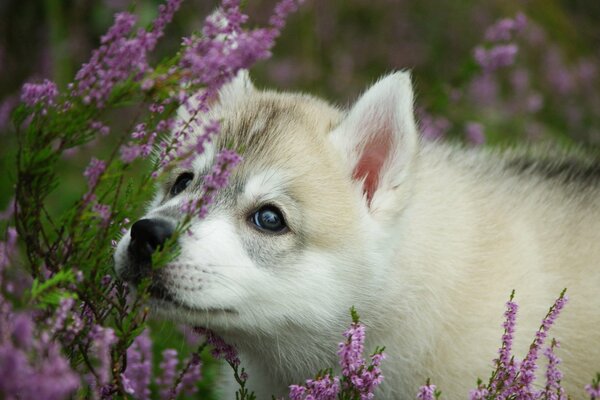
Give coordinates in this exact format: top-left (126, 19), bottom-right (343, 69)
top-left (114, 71), bottom-right (600, 399)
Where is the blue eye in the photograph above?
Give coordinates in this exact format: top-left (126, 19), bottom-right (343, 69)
top-left (251, 206), bottom-right (287, 233)
top-left (171, 172), bottom-right (194, 196)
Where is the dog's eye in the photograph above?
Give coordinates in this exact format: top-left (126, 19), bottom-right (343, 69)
top-left (170, 172), bottom-right (194, 196)
top-left (251, 206), bottom-right (287, 233)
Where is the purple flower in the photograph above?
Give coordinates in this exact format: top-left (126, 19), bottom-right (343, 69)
top-left (338, 322), bottom-right (366, 376)
top-left (179, 352), bottom-right (203, 396)
top-left (290, 374), bottom-right (340, 400)
top-left (289, 385), bottom-right (308, 400)
top-left (465, 122), bottom-right (485, 145)
top-left (540, 339), bottom-right (566, 400)
top-left (157, 349), bottom-right (179, 398)
top-left (484, 13), bottom-right (527, 42)
top-left (335, 317), bottom-right (385, 398)
top-left (89, 325), bottom-right (118, 386)
top-left (11, 313), bottom-right (34, 348)
top-left (90, 120), bottom-right (111, 136)
top-left (121, 373), bottom-right (136, 395)
top-left (474, 44), bottom-right (518, 73)
top-left (270, 0), bottom-right (306, 30)
top-left (121, 329), bottom-right (152, 399)
top-left (489, 296), bottom-right (519, 393)
top-left (21, 79), bottom-right (59, 109)
top-left (194, 327), bottom-right (240, 366)
top-left (92, 203), bottom-right (112, 226)
top-left (150, 0), bottom-right (184, 41)
top-left (516, 292), bottom-right (568, 395)
top-left (49, 297), bottom-right (75, 336)
top-left (0, 310), bottom-right (80, 400)
top-left (71, 0), bottom-right (181, 108)
top-left (416, 382), bottom-right (437, 400)
top-left (469, 384), bottom-right (489, 400)
top-left (586, 374), bottom-right (600, 399)
top-left (84, 158), bottom-right (107, 190)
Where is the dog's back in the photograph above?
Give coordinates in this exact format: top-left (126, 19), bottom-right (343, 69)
top-left (382, 142), bottom-right (600, 396)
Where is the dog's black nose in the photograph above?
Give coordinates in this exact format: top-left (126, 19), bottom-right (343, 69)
top-left (128, 218), bottom-right (174, 264)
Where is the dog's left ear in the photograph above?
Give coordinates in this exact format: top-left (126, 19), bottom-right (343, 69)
top-left (330, 71), bottom-right (418, 214)
top-left (218, 70), bottom-right (255, 104)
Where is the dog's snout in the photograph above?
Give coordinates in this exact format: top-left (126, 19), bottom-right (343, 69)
top-left (129, 218), bottom-right (174, 263)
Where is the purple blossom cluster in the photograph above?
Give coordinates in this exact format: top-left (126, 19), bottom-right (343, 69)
top-left (194, 326), bottom-right (240, 367)
top-left (20, 79), bottom-right (59, 114)
top-left (419, 291), bottom-right (582, 400)
top-left (289, 310), bottom-right (386, 400)
top-left (541, 340), bottom-right (565, 400)
top-left (484, 13), bottom-right (527, 42)
top-left (586, 374), bottom-right (600, 399)
top-left (477, 291), bottom-right (570, 400)
top-left (474, 45), bottom-right (519, 74)
top-left (289, 374), bottom-right (340, 400)
top-left (83, 157), bottom-right (106, 193)
top-left (416, 382), bottom-right (438, 400)
top-left (20, 79), bottom-right (59, 107)
top-left (70, 0), bottom-right (182, 108)
top-left (0, 243), bottom-right (80, 399)
top-left (122, 330), bottom-right (152, 399)
top-left (154, 0), bottom-right (304, 178)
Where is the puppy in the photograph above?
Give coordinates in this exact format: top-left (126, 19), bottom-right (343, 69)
top-left (115, 71), bottom-right (600, 398)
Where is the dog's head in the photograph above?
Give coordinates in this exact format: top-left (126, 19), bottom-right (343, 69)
top-left (114, 71), bottom-right (419, 332)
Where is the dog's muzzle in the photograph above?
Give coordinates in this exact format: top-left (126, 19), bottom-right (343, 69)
top-left (124, 218), bottom-right (174, 286)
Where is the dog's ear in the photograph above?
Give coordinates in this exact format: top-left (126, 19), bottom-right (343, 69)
top-left (178, 70), bottom-right (254, 125)
top-left (217, 70), bottom-right (255, 104)
top-left (330, 71), bottom-right (418, 213)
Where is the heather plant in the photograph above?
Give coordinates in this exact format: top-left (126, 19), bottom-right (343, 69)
top-left (416, 290), bottom-right (600, 400)
top-left (288, 308), bottom-right (386, 400)
top-left (2, 0), bottom-right (304, 398)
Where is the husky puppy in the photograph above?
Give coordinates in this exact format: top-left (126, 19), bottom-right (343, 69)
top-left (114, 71), bottom-right (600, 399)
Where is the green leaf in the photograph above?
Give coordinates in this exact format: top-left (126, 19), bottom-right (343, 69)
top-left (28, 268), bottom-right (76, 303)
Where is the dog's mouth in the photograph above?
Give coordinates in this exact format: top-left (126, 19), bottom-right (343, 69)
top-left (150, 296), bottom-right (237, 315)
top-left (120, 258), bottom-right (237, 315)
top-left (146, 279), bottom-right (237, 315)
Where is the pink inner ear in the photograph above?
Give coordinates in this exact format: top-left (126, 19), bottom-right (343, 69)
top-left (352, 131), bottom-right (393, 203)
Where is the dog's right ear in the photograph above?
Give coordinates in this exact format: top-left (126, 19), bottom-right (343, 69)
top-left (329, 71), bottom-right (419, 216)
